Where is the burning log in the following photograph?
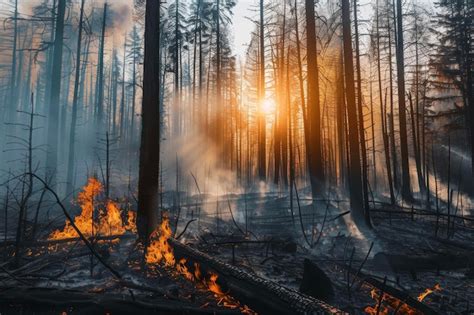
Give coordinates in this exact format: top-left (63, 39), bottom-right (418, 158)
top-left (169, 238), bottom-right (343, 314)
top-left (144, 215), bottom-right (343, 314)
top-left (346, 267), bottom-right (440, 315)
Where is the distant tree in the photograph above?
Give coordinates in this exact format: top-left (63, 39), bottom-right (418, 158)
top-left (432, 0), bottom-right (474, 177)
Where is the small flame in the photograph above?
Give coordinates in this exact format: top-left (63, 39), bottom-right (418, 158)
top-left (145, 216), bottom-right (255, 314)
top-left (417, 284), bottom-right (441, 302)
top-left (49, 178), bottom-right (136, 240)
top-left (146, 215), bottom-right (175, 266)
top-left (365, 284), bottom-right (442, 315)
top-left (208, 273), bottom-right (224, 296)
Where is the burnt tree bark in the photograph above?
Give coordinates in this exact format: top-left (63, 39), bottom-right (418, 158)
top-left (395, 0), bottom-right (412, 200)
top-left (137, 0), bottom-right (161, 240)
top-left (305, 0), bottom-right (324, 198)
top-left (95, 3), bottom-right (107, 127)
top-left (342, 0), bottom-right (370, 227)
top-left (67, 0), bottom-right (86, 196)
top-left (258, 0), bottom-right (266, 180)
top-left (45, 0), bottom-right (66, 185)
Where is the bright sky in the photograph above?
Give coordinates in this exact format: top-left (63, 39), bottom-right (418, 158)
top-left (232, 0), bottom-right (258, 60)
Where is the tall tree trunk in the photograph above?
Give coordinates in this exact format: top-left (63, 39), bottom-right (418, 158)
top-left (7, 0), bottom-right (18, 123)
top-left (258, 0), bottom-right (266, 180)
top-left (293, 0), bottom-right (310, 185)
top-left (112, 50), bottom-right (119, 135)
top-left (342, 0), bottom-right (370, 227)
top-left (66, 0), bottom-right (86, 195)
top-left (336, 55), bottom-right (346, 187)
top-left (120, 38), bottom-right (127, 139)
top-left (408, 93), bottom-right (425, 195)
top-left (395, 0), bottom-right (412, 200)
top-left (353, 0), bottom-right (370, 222)
top-left (137, 0), bottom-right (161, 240)
top-left (305, 0), bottom-right (324, 198)
top-left (46, 0), bottom-right (66, 185)
top-left (387, 4), bottom-right (399, 192)
top-left (96, 3), bottom-right (107, 127)
top-left (376, 0), bottom-right (395, 204)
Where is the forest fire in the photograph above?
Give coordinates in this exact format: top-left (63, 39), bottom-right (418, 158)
top-left (364, 284), bottom-right (442, 315)
top-left (146, 214), bottom-right (255, 314)
top-left (49, 178), bottom-right (136, 240)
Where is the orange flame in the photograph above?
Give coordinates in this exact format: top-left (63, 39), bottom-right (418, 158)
top-left (365, 284), bottom-right (442, 315)
top-left (49, 178), bottom-right (136, 240)
top-left (145, 216), bottom-right (256, 314)
top-left (417, 283), bottom-right (441, 302)
top-left (146, 215), bottom-right (175, 266)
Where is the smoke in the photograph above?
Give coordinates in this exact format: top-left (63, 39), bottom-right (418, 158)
top-left (105, 0), bottom-right (135, 47)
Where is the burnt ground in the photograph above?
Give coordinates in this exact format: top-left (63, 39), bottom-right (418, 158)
top-left (0, 189), bottom-right (473, 314)
top-left (0, 236), bottom-right (243, 315)
top-left (175, 190), bottom-right (474, 315)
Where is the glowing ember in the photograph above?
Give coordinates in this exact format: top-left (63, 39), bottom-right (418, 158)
top-left (365, 284), bottom-right (442, 315)
top-left (145, 215), bottom-right (256, 314)
top-left (49, 177), bottom-right (136, 240)
top-left (417, 284), bottom-right (441, 302)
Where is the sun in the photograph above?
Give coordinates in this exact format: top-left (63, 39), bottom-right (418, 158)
top-left (261, 98), bottom-right (276, 115)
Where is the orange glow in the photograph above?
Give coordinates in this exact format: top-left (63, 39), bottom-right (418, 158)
top-left (261, 98), bottom-right (276, 115)
top-left (365, 284), bottom-right (442, 315)
top-left (146, 215), bottom-right (175, 266)
top-left (49, 177), bottom-right (136, 240)
top-left (145, 216), bottom-right (256, 314)
top-left (418, 284), bottom-right (441, 302)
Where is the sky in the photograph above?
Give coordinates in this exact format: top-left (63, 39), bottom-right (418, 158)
top-left (232, 0), bottom-right (258, 59)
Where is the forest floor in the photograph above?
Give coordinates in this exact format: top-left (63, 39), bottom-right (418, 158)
top-left (178, 190), bottom-right (474, 314)
top-left (0, 189), bottom-right (473, 314)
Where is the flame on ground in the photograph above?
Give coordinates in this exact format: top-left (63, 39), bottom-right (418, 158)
top-left (365, 284), bottom-right (442, 315)
top-left (49, 177), bottom-right (136, 240)
top-left (417, 283), bottom-right (441, 302)
top-left (146, 215), bottom-right (256, 314)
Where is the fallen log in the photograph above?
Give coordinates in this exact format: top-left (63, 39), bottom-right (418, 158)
top-left (169, 239), bottom-right (344, 315)
top-left (0, 286), bottom-right (239, 315)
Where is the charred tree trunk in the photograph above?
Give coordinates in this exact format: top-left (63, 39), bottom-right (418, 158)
top-left (376, 0), bottom-right (395, 204)
top-left (6, 0), bottom-right (18, 123)
top-left (67, 0), bottom-right (86, 196)
top-left (120, 39), bottom-right (127, 139)
top-left (353, 0), bottom-right (371, 223)
top-left (342, 0), bottom-right (370, 227)
top-left (45, 0), bottom-right (66, 185)
top-left (395, 0), bottom-right (412, 200)
top-left (387, 7), bottom-right (399, 192)
top-left (137, 0), bottom-right (161, 240)
top-left (95, 3), bottom-right (107, 128)
top-left (258, 0), bottom-right (266, 180)
top-left (305, 0), bottom-right (324, 198)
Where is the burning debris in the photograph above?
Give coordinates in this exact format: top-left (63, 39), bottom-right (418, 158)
top-left (145, 214), bottom-right (256, 314)
top-left (364, 284), bottom-right (442, 315)
top-left (49, 177), bottom-right (136, 240)
top-left (46, 179), bottom-right (257, 314)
